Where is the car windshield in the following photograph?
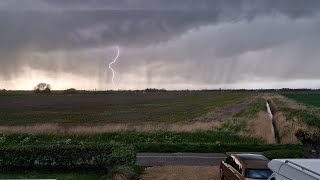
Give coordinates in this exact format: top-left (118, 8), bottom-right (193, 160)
top-left (246, 169), bottom-right (273, 179)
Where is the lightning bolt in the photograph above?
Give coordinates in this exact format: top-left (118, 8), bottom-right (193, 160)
top-left (108, 46), bottom-right (120, 89)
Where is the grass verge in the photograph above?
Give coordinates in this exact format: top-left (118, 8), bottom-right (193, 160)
top-left (273, 96), bottom-right (320, 128)
top-left (263, 149), bottom-right (304, 160)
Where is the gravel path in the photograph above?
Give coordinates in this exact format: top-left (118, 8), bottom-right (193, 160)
top-left (141, 166), bottom-right (220, 180)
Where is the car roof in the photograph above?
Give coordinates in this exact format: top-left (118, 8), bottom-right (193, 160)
top-left (233, 154), bottom-right (270, 169)
top-left (268, 159), bottom-right (320, 179)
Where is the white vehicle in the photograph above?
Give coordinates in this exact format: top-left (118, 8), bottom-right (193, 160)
top-left (268, 159), bottom-right (320, 180)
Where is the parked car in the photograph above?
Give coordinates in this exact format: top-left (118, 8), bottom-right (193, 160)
top-left (220, 154), bottom-right (273, 180)
top-left (268, 159), bottom-right (320, 180)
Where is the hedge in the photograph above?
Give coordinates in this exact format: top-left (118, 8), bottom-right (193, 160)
top-left (135, 143), bottom-right (303, 153)
top-left (0, 144), bottom-right (136, 170)
top-left (263, 150), bottom-right (303, 160)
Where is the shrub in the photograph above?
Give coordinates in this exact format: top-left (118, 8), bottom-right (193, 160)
top-left (108, 146), bottom-right (137, 167)
top-left (144, 88), bottom-right (166, 92)
top-left (34, 87), bottom-right (51, 93)
top-left (107, 166), bottom-right (136, 180)
top-left (263, 150), bottom-right (303, 160)
top-left (136, 143), bottom-right (302, 153)
top-left (63, 88), bottom-right (78, 94)
top-left (0, 144), bottom-right (136, 170)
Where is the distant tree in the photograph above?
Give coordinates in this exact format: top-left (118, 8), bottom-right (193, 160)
top-left (63, 88), bottom-right (77, 94)
top-left (34, 83), bottom-right (51, 93)
top-left (144, 88), bottom-right (166, 92)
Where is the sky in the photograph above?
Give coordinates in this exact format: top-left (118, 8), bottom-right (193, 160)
top-left (1, 0), bottom-right (320, 90)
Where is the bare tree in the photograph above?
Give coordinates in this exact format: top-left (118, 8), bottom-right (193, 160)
top-left (34, 83), bottom-right (51, 93)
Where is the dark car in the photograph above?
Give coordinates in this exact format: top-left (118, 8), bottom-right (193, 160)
top-left (220, 154), bottom-right (273, 180)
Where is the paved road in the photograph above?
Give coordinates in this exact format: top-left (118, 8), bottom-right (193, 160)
top-left (137, 153), bottom-right (226, 166)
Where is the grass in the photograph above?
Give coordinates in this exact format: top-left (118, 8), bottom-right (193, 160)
top-left (0, 131), bottom-right (264, 148)
top-left (274, 95), bottom-right (320, 128)
top-left (271, 98), bottom-right (286, 112)
top-left (234, 98), bottom-right (266, 118)
top-left (218, 98), bottom-right (266, 134)
top-left (283, 93), bottom-right (320, 107)
top-left (262, 149), bottom-right (304, 160)
top-left (0, 92), bottom-right (251, 125)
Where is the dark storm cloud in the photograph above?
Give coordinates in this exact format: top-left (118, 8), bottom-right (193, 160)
top-left (0, 9), bottom-right (220, 79)
top-left (0, 10), bottom-right (219, 51)
top-left (1, 0), bottom-right (320, 51)
top-left (1, 0), bottom-right (320, 89)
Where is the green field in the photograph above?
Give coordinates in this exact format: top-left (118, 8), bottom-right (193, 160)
top-left (0, 91), bottom-right (250, 125)
top-left (283, 93), bottom-right (320, 107)
top-left (280, 94), bottom-right (320, 128)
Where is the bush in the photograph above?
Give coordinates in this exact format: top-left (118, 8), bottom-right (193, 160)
top-left (263, 150), bottom-right (303, 160)
top-left (34, 87), bottom-right (51, 93)
top-left (63, 88), bottom-right (78, 94)
top-left (0, 144), bottom-right (136, 170)
top-left (107, 166), bottom-right (136, 180)
top-left (136, 143), bottom-right (302, 153)
top-left (108, 146), bottom-right (136, 167)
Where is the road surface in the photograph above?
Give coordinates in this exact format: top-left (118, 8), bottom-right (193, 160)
top-left (137, 153), bottom-right (226, 166)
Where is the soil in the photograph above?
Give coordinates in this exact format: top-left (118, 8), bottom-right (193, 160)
top-left (0, 95), bottom-right (171, 111)
top-left (141, 166), bottom-right (220, 180)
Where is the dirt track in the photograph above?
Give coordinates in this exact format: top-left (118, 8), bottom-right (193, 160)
top-left (193, 96), bottom-right (254, 122)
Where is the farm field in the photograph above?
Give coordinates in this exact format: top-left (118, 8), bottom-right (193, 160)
top-left (0, 91), bottom-right (250, 126)
top-left (0, 91), bottom-right (315, 146)
top-left (0, 91), bottom-right (314, 179)
top-left (0, 91), bottom-right (297, 153)
top-left (0, 92), bottom-right (305, 153)
top-left (283, 93), bottom-right (320, 107)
